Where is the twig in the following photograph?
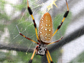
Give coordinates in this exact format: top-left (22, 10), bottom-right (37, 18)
top-left (0, 44), bottom-right (33, 53)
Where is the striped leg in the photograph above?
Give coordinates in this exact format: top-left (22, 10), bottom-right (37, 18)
top-left (52, 0), bottom-right (69, 37)
top-left (46, 49), bottom-right (54, 63)
top-left (27, 0), bottom-right (40, 42)
top-left (28, 49), bottom-right (36, 63)
top-left (46, 52), bottom-right (50, 63)
top-left (16, 25), bottom-right (38, 44)
top-left (19, 33), bottom-right (38, 44)
top-left (48, 37), bottom-right (63, 45)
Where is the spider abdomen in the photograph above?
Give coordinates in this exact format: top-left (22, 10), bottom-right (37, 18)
top-left (39, 12), bottom-right (53, 43)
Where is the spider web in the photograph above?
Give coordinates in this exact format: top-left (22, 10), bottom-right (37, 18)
top-left (7, 9), bottom-right (65, 63)
top-left (9, 13), bottom-right (37, 49)
top-left (0, 0), bottom-right (72, 63)
top-left (1, 0), bottom-right (84, 63)
top-left (9, 10), bottom-right (64, 51)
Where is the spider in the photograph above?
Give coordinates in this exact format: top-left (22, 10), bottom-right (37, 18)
top-left (17, 0), bottom-right (69, 63)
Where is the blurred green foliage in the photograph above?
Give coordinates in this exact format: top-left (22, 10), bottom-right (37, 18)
top-left (1, 0), bottom-right (82, 63)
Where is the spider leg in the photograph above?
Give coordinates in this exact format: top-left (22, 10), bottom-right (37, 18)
top-left (16, 25), bottom-right (38, 44)
top-left (48, 37), bottom-right (63, 45)
top-left (27, 0), bottom-right (40, 42)
top-left (46, 49), bottom-right (54, 63)
top-left (52, 0), bottom-right (69, 37)
top-left (28, 49), bottom-right (36, 63)
top-left (46, 52), bottom-right (50, 63)
top-left (19, 32), bottom-right (38, 44)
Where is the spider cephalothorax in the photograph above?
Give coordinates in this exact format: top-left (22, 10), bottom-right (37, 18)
top-left (36, 44), bottom-right (47, 56)
top-left (17, 0), bottom-right (69, 63)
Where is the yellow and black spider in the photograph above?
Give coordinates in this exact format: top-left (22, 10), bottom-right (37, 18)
top-left (17, 0), bottom-right (69, 63)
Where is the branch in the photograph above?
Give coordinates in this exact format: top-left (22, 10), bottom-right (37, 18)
top-left (0, 44), bottom-right (33, 53)
top-left (48, 26), bottom-right (84, 52)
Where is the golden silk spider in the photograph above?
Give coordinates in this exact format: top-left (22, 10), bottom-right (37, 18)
top-left (17, 0), bottom-right (69, 63)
